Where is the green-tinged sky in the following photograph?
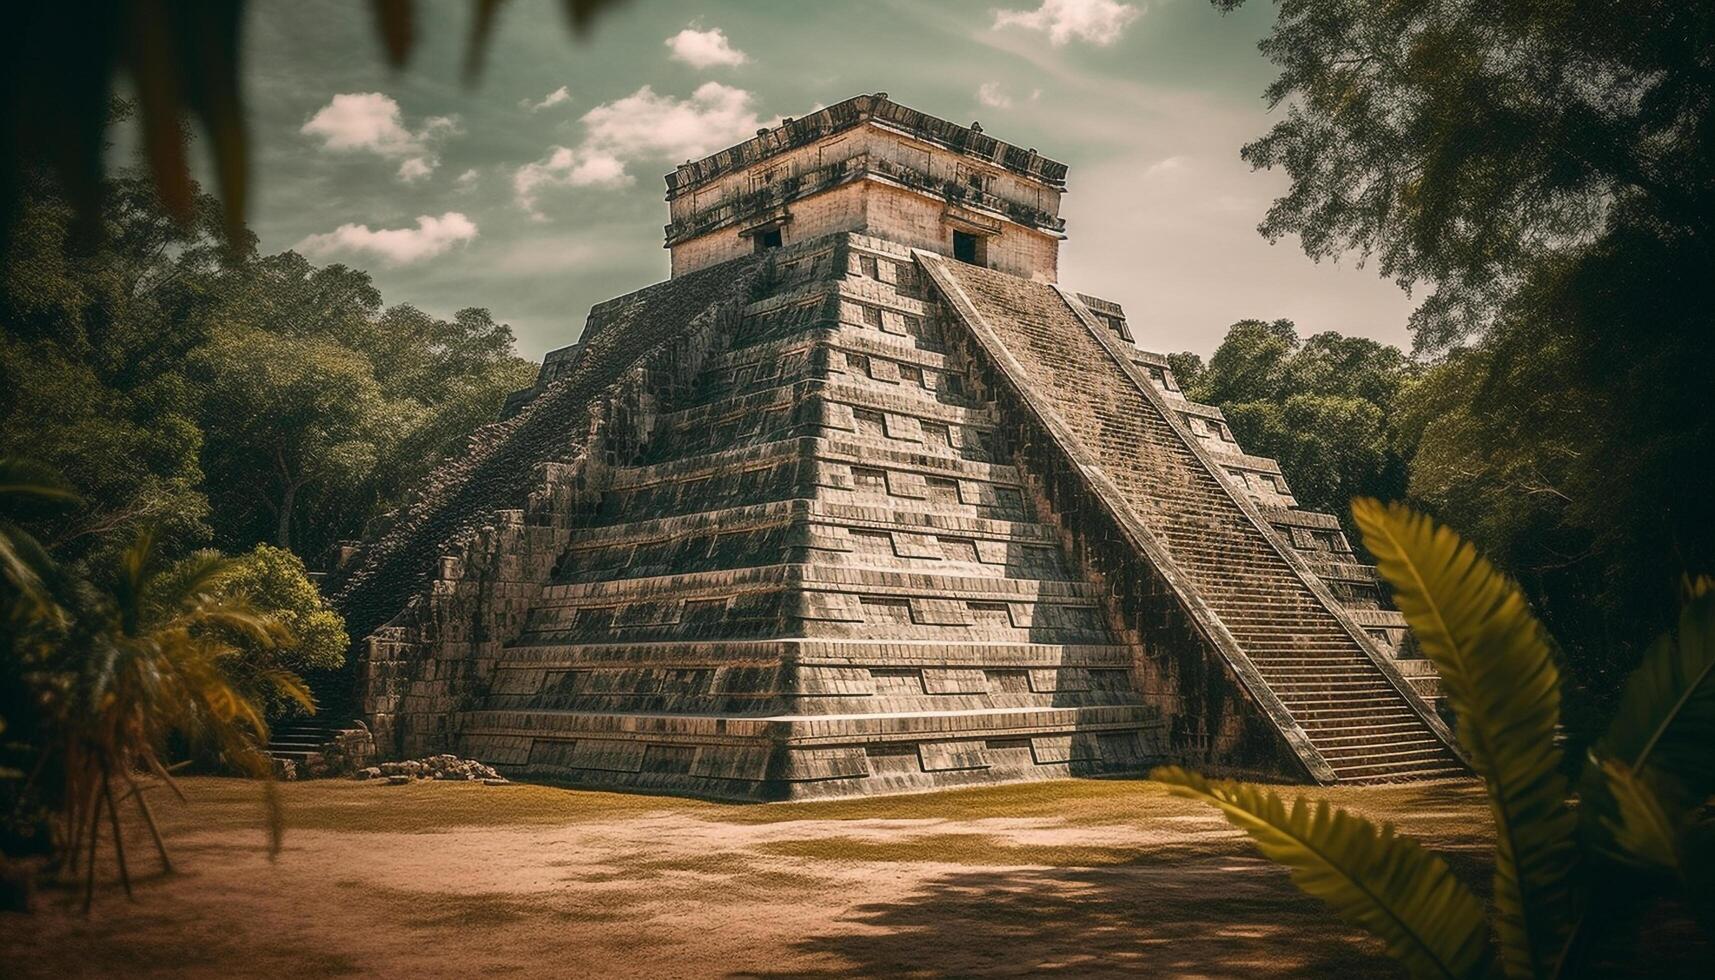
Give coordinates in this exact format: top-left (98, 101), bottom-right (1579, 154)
top-left (121, 0), bottom-right (1418, 360)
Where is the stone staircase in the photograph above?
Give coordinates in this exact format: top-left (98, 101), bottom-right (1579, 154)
top-left (265, 717), bottom-right (350, 765)
top-left (923, 253), bottom-right (1463, 783)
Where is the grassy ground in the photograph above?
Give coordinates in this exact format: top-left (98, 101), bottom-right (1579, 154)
top-left (3, 775), bottom-right (1499, 978)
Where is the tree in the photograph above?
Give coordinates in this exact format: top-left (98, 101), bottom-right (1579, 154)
top-left (192, 252), bottom-right (534, 559)
top-left (1186, 320), bottom-right (1415, 534)
top-left (1216, 0), bottom-right (1715, 719)
top-left (194, 324), bottom-right (407, 552)
top-left (1194, 318), bottom-right (1299, 406)
top-left (217, 544), bottom-right (347, 673)
top-left (0, 170), bottom-right (225, 561)
top-left (185, 543), bottom-right (349, 720)
top-left (3, 167), bottom-right (535, 565)
top-left (1164, 351), bottom-right (1205, 395)
top-left (1157, 501), bottom-right (1715, 978)
top-left (1214, 0), bottom-right (1714, 352)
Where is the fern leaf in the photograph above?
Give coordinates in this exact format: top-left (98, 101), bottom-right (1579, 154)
top-left (1352, 499), bottom-right (1576, 979)
top-left (1154, 766), bottom-right (1494, 980)
top-left (1597, 591), bottom-right (1715, 808)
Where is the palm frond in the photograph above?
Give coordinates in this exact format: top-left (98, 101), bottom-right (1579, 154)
top-left (1154, 766), bottom-right (1495, 980)
top-left (1683, 576), bottom-right (1713, 602)
top-left (184, 599), bottom-right (289, 648)
top-left (1589, 757), bottom-right (1679, 870)
top-left (262, 667), bottom-right (316, 715)
top-left (146, 548), bottom-right (238, 612)
top-left (0, 458), bottom-right (82, 510)
top-left (1596, 591), bottom-right (1715, 808)
top-left (1352, 499), bottom-right (1576, 979)
top-left (0, 519), bottom-right (55, 597)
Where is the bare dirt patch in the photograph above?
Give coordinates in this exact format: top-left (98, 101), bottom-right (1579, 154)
top-left (2, 776), bottom-right (1496, 978)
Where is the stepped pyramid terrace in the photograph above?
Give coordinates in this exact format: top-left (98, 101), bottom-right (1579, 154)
top-left (324, 93), bottom-right (1464, 800)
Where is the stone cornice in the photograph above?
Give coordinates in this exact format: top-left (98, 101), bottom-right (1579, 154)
top-left (663, 152), bottom-right (1066, 247)
top-left (666, 93), bottom-right (1068, 197)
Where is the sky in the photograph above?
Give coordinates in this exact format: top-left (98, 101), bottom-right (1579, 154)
top-left (131, 0), bottom-right (1420, 361)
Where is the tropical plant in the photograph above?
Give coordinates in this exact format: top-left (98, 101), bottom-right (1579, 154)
top-left (3, 460), bottom-right (315, 908)
top-left (1154, 499), bottom-right (1714, 978)
top-left (0, 458), bottom-right (84, 832)
top-left (47, 531), bottom-right (313, 909)
top-left (182, 543), bottom-right (348, 721)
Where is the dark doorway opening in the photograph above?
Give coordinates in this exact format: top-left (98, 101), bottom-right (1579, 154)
top-left (952, 230), bottom-right (985, 266)
top-left (754, 227), bottom-right (783, 253)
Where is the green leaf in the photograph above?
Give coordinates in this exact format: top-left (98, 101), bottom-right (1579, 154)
top-left (1154, 766), bottom-right (1495, 980)
top-left (1597, 591), bottom-right (1715, 808)
top-left (1590, 756), bottom-right (1679, 870)
top-left (0, 457), bottom-right (83, 511)
top-left (1353, 499), bottom-right (1576, 979)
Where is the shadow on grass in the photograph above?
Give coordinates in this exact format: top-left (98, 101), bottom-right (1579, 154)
top-left (735, 847), bottom-right (1411, 979)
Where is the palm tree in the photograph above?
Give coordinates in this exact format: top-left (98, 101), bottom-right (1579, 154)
top-left (54, 531), bottom-right (312, 908)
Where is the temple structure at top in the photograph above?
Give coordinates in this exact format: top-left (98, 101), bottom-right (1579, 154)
top-left (320, 93), bottom-right (1462, 800)
top-left (663, 93), bottom-right (1066, 281)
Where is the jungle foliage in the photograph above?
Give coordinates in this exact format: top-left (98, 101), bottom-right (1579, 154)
top-left (1175, 319), bottom-right (1416, 538)
top-left (0, 461), bottom-right (309, 909)
top-left (1207, 0), bottom-right (1715, 744)
top-left (1156, 501), bottom-right (1715, 978)
top-left (0, 168), bottom-right (535, 565)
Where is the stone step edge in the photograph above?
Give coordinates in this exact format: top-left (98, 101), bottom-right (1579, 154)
top-left (458, 703), bottom-right (1161, 744)
top-left (567, 498), bottom-right (1062, 548)
top-left (609, 435), bottom-right (1019, 489)
top-left (537, 562), bottom-right (1105, 603)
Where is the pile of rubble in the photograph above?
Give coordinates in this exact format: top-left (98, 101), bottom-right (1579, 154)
top-left (355, 754), bottom-right (509, 785)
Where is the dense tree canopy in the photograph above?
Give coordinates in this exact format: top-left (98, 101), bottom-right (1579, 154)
top-left (1179, 320), bottom-right (1415, 536)
top-left (0, 170), bottom-right (536, 566)
top-left (1218, 0), bottom-right (1714, 351)
top-left (214, 543), bottom-right (349, 674)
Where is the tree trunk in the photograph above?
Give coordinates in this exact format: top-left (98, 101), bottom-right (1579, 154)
top-left (276, 482), bottom-right (297, 549)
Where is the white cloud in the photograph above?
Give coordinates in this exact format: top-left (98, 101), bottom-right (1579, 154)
top-left (295, 212), bottom-right (478, 266)
top-left (397, 157), bottom-right (433, 182)
top-left (977, 82), bottom-right (1043, 110)
top-left (993, 0), bottom-right (1143, 46)
top-left (522, 86), bottom-right (572, 112)
top-left (455, 168), bottom-right (480, 190)
top-left (301, 94), bottom-right (460, 180)
top-left (1141, 154), bottom-right (1186, 178)
top-left (582, 83), bottom-right (763, 163)
top-left (513, 148), bottom-right (632, 218)
top-left (665, 25), bottom-right (748, 68)
top-left (512, 83), bottom-right (765, 217)
top-left (977, 82), bottom-right (1013, 109)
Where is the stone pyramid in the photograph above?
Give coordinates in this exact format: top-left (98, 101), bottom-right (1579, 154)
top-left (328, 94), bottom-right (1463, 799)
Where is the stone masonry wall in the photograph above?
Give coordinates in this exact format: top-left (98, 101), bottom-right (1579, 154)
top-left (332, 255), bottom-right (772, 757)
